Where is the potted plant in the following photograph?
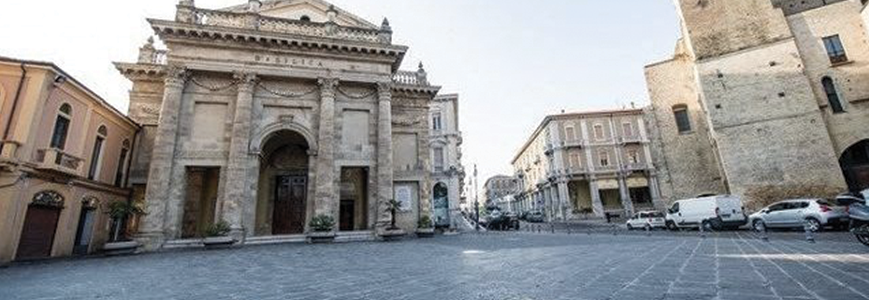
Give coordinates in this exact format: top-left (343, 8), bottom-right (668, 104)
top-left (307, 214), bottom-right (336, 243)
top-left (416, 215), bottom-right (435, 238)
top-left (202, 220), bottom-right (235, 248)
top-left (103, 201), bottom-right (145, 256)
top-left (380, 199), bottom-right (406, 241)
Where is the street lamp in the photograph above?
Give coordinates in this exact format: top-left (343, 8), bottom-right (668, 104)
top-left (474, 164), bottom-right (480, 231)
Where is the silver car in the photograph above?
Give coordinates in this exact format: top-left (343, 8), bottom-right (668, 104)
top-left (749, 199), bottom-right (849, 232)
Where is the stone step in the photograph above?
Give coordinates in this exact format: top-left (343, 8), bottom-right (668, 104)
top-left (245, 234), bottom-right (307, 245)
top-left (335, 231), bottom-right (375, 243)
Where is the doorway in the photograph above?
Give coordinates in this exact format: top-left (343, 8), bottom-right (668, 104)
top-left (181, 167), bottom-right (220, 238)
top-left (273, 175), bottom-right (307, 235)
top-left (433, 182), bottom-right (450, 228)
top-left (73, 202), bottom-right (96, 255)
top-left (840, 140), bottom-right (869, 192)
top-left (340, 167), bottom-right (369, 231)
top-left (17, 191), bottom-right (64, 260)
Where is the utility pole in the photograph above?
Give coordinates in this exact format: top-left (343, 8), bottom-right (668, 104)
top-left (472, 164), bottom-right (479, 231)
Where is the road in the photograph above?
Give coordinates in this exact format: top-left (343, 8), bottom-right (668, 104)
top-left (1, 232), bottom-right (868, 300)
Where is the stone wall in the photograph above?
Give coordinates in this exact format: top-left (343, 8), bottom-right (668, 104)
top-left (771, 0), bottom-right (847, 15)
top-left (677, 0), bottom-right (792, 60)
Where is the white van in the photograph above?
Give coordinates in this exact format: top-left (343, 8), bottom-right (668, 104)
top-left (666, 195), bottom-right (747, 230)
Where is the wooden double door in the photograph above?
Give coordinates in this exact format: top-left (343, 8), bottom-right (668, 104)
top-left (16, 205), bottom-right (61, 260)
top-left (273, 175), bottom-right (307, 235)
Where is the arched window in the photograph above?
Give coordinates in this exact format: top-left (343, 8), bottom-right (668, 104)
top-left (672, 104), bottom-right (692, 133)
top-left (822, 77), bottom-right (845, 113)
top-left (50, 104), bottom-right (72, 149)
top-left (114, 139), bottom-right (131, 187)
top-left (87, 125), bottom-right (107, 180)
top-left (300, 15), bottom-right (311, 22)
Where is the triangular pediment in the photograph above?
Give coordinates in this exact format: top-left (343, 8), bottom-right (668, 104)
top-left (222, 0), bottom-right (378, 29)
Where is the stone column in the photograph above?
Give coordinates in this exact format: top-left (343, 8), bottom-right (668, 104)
top-left (543, 186), bottom-right (552, 222)
top-left (376, 82), bottom-right (394, 231)
top-left (138, 66), bottom-right (188, 250)
top-left (313, 78), bottom-right (339, 223)
top-left (221, 72), bottom-right (257, 239)
top-left (589, 178), bottom-right (604, 218)
top-left (557, 180), bottom-right (572, 220)
top-left (619, 176), bottom-right (634, 216)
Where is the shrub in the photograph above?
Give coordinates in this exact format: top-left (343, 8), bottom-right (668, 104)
top-left (309, 214), bottom-right (335, 232)
top-left (204, 220), bottom-right (231, 237)
top-left (418, 215), bottom-right (433, 229)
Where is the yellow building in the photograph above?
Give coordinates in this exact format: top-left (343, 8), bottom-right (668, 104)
top-left (0, 56), bottom-right (139, 264)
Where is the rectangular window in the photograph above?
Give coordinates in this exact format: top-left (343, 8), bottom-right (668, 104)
top-left (593, 124), bottom-right (605, 140)
top-left (114, 148), bottom-right (129, 187)
top-left (823, 35), bottom-right (848, 64)
top-left (570, 153), bottom-right (581, 168)
top-left (622, 122), bottom-right (633, 137)
top-left (87, 136), bottom-right (104, 180)
top-left (50, 116), bottom-right (70, 150)
top-left (673, 107), bottom-right (692, 133)
top-left (432, 113), bottom-right (442, 131)
top-left (599, 151), bottom-right (610, 167)
top-left (628, 150), bottom-right (639, 164)
top-left (433, 147), bottom-right (445, 172)
top-left (565, 126), bottom-right (576, 141)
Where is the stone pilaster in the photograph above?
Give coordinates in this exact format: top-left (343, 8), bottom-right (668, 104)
top-left (221, 72), bottom-right (258, 240)
top-left (138, 66), bottom-right (188, 250)
top-left (313, 78), bottom-right (339, 223)
top-left (375, 82), bottom-right (394, 230)
top-left (618, 176), bottom-right (634, 216)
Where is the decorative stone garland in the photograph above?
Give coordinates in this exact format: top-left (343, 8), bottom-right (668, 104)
top-left (190, 76), bottom-right (239, 91)
top-left (258, 82), bottom-right (319, 98)
top-left (337, 87), bottom-right (377, 100)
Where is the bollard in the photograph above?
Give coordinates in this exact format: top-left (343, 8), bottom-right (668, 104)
top-left (804, 220), bottom-right (815, 243)
top-left (699, 222), bottom-right (707, 239)
top-left (567, 226), bottom-right (572, 235)
top-left (645, 225), bottom-right (651, 237)
top-left (551, 223), bottom-right (555, 234)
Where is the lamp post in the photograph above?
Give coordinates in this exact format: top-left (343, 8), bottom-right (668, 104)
top-left (474, 164), bottom-right (480, 231)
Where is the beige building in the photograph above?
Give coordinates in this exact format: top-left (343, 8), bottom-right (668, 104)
top-left (116, 0), bottom-right (442, 250)
top-left (0, 57), bottom-right (139, 264)
top-left (429, 94), bottom-right (464, 228)
top-left (512, 109), bottom-right (662, 221)
top-left (646, 0), bottom-right (869, 209)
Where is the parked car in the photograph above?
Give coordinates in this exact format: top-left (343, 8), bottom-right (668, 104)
top-left (749, 199), bottom-right (849, 232)
top-left (525, 210), bottom-right (545, 223)
top-left (666, 195), bottom-right (747, 231)
top-left (626, 211), bottom-right (666, 230)
top-left (488, 212), bottom-right (520, 231)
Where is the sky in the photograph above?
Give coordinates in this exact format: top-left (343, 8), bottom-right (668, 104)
top-left (0, 0), bottom-right (681, 185)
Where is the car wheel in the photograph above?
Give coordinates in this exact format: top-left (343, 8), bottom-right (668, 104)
top-left (627, 224), bottom-right (634, 230)
top-left (805, 218), bottom-right (822, 232)
top-left (701, 220), bottom-right (713, 231)
top-left (753, 220), bottom-right (766, 232)
top-left (666, 221), bottom-right (678, 231)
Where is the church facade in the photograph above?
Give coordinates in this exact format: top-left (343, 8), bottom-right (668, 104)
top-left (645, 0), bottom-right (869, 209)
top-left (116, 0), bottom-right (441, 250)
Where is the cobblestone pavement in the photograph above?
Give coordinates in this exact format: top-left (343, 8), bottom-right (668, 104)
top-left (2, 232), bottom-right (869, 300)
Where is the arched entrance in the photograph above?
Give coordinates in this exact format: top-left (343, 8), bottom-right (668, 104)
top-left (17, 191), bottom-right (64, 260)
top-left (256, 130), bottom-right (311, 236)
top-left (433, 182), bottom-right (450, 228)
top-left (840, 140), bottom-right (869, 192)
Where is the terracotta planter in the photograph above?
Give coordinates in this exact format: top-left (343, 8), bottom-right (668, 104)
top-left (307, 232), bottom-right (336, 244)
top-left (103, 241), bottom-right (140, 256)
top-left (203, 236), bottom-right (236, 249)
top-left (416, 228), bottom-right (435, 238)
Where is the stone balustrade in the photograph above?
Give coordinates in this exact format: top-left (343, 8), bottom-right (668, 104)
top-left (191, 8), bottom-right (387, 44)
top-left (392, 70), bottom-right (428, 86)
top-left (34, 148), bottom-right (83, 176)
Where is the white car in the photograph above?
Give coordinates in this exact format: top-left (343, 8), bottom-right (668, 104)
top-left (749, 199), bottom-right (849, 232)
top-left (626, 211), bottom-right (666, 230)
top-left (666, 195), bottom-right (747, 230)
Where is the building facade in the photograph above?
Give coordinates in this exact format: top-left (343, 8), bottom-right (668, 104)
top-left (116, 0), bottom-right (441, 250)
top-left (646, 0), bottom-right (869, 209)
top-left (0, 57), bottom-right (139, 264)
top-left (512, 110), bottom-right (662, 221)
top-left (429, 94), bottom-right (464, 229)
top-left (482, 175), bottom-right (517, 210)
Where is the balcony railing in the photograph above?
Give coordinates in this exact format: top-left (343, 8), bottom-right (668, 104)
top-left (619, 135), bottom-right (643, 144)
top-left (625, 163), bottom-right (649, 171)
top-left (35, 148), bottom-right (83, 176)
top-left (393, 71), bottom-right (429, 86)
top-left (191, 8), bottom-right (388, 44)
top-left (563, 139), bottom-right (584, 148)
top-left (565, 167), bottom-right (588, 176)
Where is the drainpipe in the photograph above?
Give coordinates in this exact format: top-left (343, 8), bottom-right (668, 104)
top-left (1, 63), bottom-right (27, 155)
